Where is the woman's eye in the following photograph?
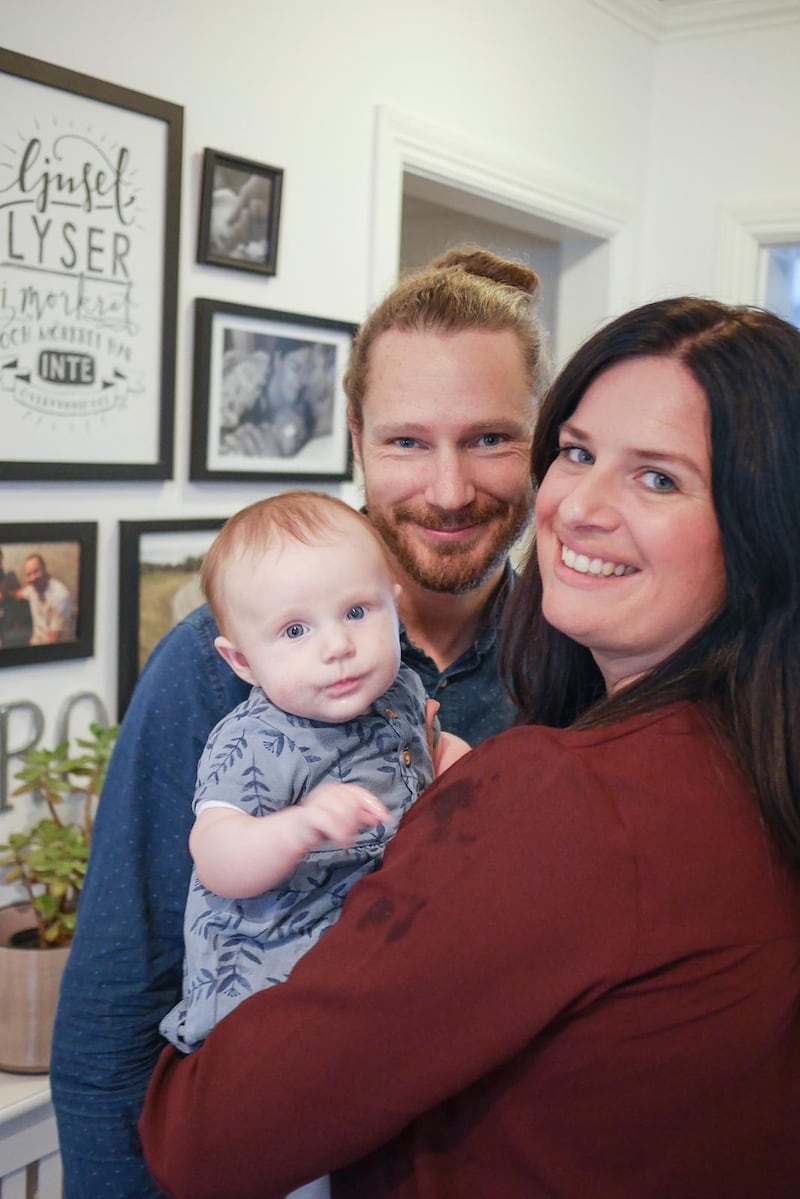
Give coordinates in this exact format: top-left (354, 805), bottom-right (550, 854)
top-left (642, 470), bottom-right (676, 493)
top-left (285, 624), bottom-right (307, 640)
top-left (560, 444), bottom-right (593, 465)
top-left (346, 605), bottom-right (366, 621)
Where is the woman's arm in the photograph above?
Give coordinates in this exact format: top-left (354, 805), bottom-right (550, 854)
top-left (140, 726), bottom-right (637, 1199)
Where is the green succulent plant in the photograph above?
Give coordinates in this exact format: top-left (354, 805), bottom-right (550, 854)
top-left (0, 722), bottom-right (118, 948)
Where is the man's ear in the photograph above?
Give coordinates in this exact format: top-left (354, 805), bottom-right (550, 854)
top-left (214, 635), bottom-right (257, 686)
top-left (347, 405), bottom-right (363, 467)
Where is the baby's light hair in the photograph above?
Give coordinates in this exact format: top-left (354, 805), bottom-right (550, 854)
top-left (202, 491), bottom-right (393, 633)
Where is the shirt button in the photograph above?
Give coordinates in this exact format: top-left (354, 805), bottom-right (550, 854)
top-left (402, 749), bottom-right (412, 766)
top-left (439, 679), bottom-right (448, 689)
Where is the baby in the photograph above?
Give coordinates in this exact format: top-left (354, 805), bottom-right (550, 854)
top-left (160, 491), bottom-right (467, 1058)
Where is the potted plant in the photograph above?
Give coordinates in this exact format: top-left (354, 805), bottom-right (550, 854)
top-left (0, 721), bottom-right (117, 1072)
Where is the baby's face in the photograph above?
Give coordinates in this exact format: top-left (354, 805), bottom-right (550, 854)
top-left (218, 518), bottom-right (401, 723)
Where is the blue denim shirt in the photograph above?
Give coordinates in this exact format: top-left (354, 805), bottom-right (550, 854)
top-left (50, 570), bottom-right (515, 1199)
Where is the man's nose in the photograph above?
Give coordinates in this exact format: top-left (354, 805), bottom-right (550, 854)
top-left (423, 447), bottom-right (476, 511)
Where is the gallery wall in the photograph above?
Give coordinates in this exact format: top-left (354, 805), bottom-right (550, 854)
top-left (1, 0), bottom-right (798, 864)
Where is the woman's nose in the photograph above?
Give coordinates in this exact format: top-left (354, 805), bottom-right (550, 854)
top-left (423, 448), bottom-right (476, 511)
top-left (558, 467), bottom-right (620, 531)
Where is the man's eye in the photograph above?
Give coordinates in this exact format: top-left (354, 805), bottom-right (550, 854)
top-left (393, 437), bottom-right (419, 449)
top-left (475, 433), bottom-right (504, 448)
top-left (285, 624), bottom-right (307, 640)
top-left (346, 605), bottom-right (366, 621)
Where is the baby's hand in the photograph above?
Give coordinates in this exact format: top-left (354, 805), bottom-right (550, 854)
top-left (299, 782), bottom-right (390, 849)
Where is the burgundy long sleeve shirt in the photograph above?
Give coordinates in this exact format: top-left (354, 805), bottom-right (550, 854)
top-left (141, 703), bottom-right (800, 1198)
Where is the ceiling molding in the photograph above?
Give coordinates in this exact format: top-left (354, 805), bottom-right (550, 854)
top-left (587, 0), bottom-right (800, 40)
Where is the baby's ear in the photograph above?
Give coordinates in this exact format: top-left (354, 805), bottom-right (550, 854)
top-left (214, 635), bottom-right (257, 686)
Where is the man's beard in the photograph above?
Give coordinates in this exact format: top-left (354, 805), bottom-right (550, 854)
top-left (367, 492), bottom-right (532, 595)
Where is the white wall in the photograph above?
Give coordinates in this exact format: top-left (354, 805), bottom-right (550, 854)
top-left (642, 18), bottom-right (800, 301)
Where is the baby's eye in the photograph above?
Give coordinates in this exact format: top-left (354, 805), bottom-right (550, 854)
top-left (284, 623), bottom-right (307, 640)
top-left (346, 605), bottom-right (366, 621)
top-left (642, 470), bottom-right (676, 493)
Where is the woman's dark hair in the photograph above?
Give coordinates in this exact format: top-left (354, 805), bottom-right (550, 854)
top-left (502, 296), bottom-right (800, 867)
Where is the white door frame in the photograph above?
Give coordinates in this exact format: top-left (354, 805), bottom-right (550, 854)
top-left (369, 106), bottom-right (635, 363)
top-left (716, 200), bottom-right (800, 305)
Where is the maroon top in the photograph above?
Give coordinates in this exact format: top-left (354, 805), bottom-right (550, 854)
top-left (140, 703), bottom-right (800, 1198)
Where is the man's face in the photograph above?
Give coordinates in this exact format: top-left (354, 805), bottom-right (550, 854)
top-left (351, 327), bottom-right (535, 595)
top-left (24, 556), bottom-right (48, 595)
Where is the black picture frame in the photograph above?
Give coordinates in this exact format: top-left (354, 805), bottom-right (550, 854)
top-left (117, 518), bottom-right (226, 718)
top-left (197, 149), bottom-right (283, 276)
top-left (0, 49), bottom-right (183, 481)
top-left (189, 298), bottom-right (356, 483)
top-left (0, 523), bottom-right (97, 667)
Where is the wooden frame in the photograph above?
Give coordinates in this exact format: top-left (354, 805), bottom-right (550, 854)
top-left (189, 298), bottom-right (355, 483)
top-left (0, 523), bottom-right (97, 667)
top-left (0, 49), bottom-right (183, 481)
top-left (197, 149), bottom-right (283, 276)
top-left (117, 518), bottom-right (225, 718)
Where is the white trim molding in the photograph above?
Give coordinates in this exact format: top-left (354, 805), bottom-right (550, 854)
top-left (588, 0), bottom-right (800, 40)
top-left (369, 105), bottom-right (631, 305)
top-left (716, 200), bottom-right (800, 304)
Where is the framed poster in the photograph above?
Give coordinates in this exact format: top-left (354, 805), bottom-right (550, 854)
top-left (0, 49), bottom-right (183, 481)
top-left (0, 522), bottom-right (97, 667)
top-left (117, 518), bottom-right (225, 718)
top-left (189, 298), bottom-right (355, 483)
top-left (197, 148), bottom-right (283, 276)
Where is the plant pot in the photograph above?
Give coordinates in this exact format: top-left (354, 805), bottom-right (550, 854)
top-left (0, 902), bottom-right (69, 1073)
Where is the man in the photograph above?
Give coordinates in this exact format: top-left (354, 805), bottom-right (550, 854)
top-left (22, 553), bottom-right (74, 644)
top-left (50, 246), bottom-right (548, 1198)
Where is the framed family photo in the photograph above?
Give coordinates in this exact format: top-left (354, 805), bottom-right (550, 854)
top-left (0, 49), bottom-right (182, 481)
top-left (189, 299), bottom-right (356, 483)
top-left (117, 518), bottom-right (225, 718)
top-left (0, 523), bottom-right (97, 668)
top-left (197, 149), bottom-right (283, 276)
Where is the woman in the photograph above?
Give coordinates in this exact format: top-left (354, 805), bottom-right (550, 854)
top-left (140, 298), bottom-right (800, 1198)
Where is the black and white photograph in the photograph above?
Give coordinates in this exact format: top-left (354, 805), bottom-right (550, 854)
top-left (197, 149), bottom-right (283, 275)
top-left (190, 299), bottom-right (355, 482)
top-left (0, 49), bottom-right (182, 481)
top-left (0, 522), bottom-right (97, 667)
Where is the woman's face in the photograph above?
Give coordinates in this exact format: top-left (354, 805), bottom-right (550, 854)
top-left (535, 355), bottom-right (726, 692)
